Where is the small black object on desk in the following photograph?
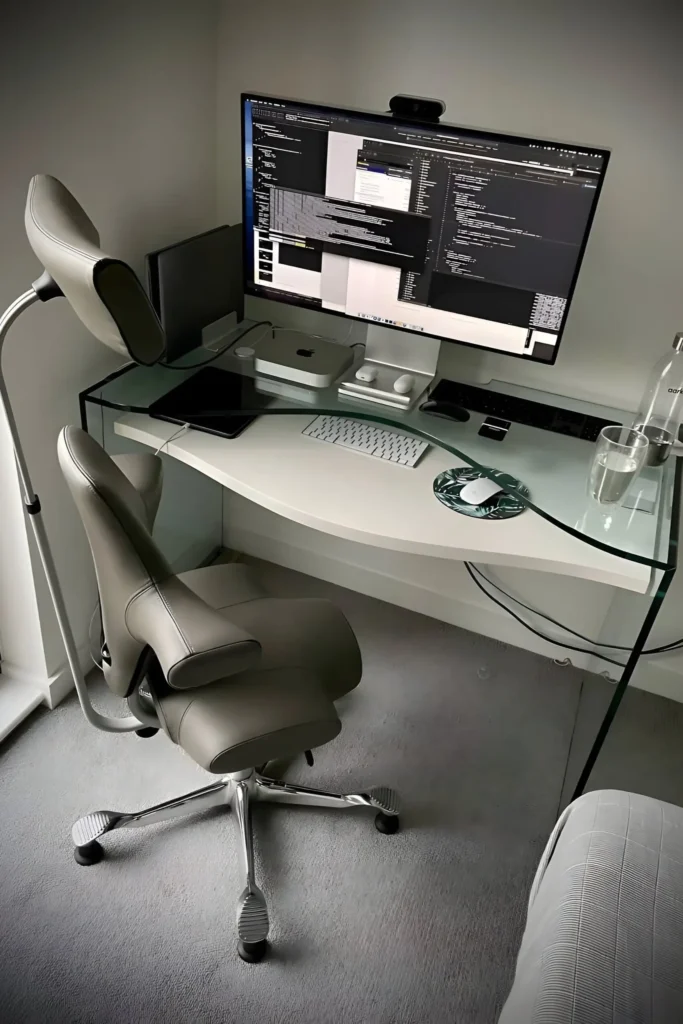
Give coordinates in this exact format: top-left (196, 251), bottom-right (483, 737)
top-left (478, 417), bottom-right (510, 441)
top-left (420, 399), bottom-right (470, 422)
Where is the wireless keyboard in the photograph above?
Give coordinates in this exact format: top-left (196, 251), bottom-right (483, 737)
top-left (302, 415), bottom-right (429, 467)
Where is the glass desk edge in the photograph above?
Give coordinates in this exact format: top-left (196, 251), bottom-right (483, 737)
top-left (80, 359), bottom-right (681, 575)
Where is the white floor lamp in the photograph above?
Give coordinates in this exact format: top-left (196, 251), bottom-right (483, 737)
top-left (0, 174), bottom-right (167, 732)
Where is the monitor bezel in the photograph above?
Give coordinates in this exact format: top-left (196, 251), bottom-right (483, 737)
top-left (241, 92), bottom-right (610, 367)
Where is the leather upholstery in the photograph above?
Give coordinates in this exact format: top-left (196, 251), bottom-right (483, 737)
top-left (58, 427), bottom-right (261, 695)
top-left (154, 667), bottom-right (342, 774)
top-left (25, 175), bottom-right (165, 365)
top-left (111, 454), bottom-right (163, 530)
top-left (179, 564), bottom-right (362, 702)
top-left (125, 576), bottom-right (259, 690)
top-left (58, 427), bottom-right (363, 773)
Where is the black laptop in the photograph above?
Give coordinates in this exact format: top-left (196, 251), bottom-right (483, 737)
top-left (146, 225), bottom-right (244, 362)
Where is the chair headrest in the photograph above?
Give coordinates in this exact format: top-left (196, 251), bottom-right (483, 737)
top-left (25, 175), bottom-right (166, 366)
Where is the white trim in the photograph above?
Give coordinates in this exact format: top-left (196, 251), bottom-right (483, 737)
top-left (44, 646), bottom-right (93, 709)
top-left (0, 675), bottom-right (43, 743)
top-left (1, 639), bottom-right (91, 714)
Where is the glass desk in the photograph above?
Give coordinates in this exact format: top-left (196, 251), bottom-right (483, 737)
top-left (80, 329), bottom-right (682, 803)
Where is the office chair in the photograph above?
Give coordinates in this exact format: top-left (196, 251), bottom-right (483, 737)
top-left (12, 175), bottom-right (399, 963)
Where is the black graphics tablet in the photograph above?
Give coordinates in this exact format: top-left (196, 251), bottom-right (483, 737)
top-left (148, 366), bottom-right (272, 440)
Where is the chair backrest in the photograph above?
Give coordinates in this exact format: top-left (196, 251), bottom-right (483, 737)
top-left (58, 425), bottom-right (170, 697)
top-left (25, 174), bottom-right (166, 366)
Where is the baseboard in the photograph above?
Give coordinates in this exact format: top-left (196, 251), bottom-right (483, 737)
top-left (0, 675), bottom-right (43, 743)
top-left (3, 640), bottom-right (92, 711)
top-left (227, 524), bottom-right (683, 703)
top-left (43, 642), bottom-right (94, 709)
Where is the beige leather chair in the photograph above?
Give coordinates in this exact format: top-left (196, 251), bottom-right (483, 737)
top-left (26, 175), bottom-right (399, 963)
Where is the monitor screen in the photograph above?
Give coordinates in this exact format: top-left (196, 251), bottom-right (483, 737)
top-left (242, 94), bottom-right (609, 365)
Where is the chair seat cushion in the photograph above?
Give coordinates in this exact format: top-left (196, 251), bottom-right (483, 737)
top-left (178, 562), bottom-right (362, 702)
top-left (154, 665), bottom-right (341, 774)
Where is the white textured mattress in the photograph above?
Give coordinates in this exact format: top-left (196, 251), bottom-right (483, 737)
top-left (499, 790), bottom-right (683, 1023)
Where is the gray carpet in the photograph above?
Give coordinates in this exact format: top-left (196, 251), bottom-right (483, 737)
top-left (0, 560), bottom-right (586, 1024)
top-left (562, 671), bottom-right (683, 807)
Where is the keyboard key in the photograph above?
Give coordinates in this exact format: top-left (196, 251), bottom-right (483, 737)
top-left (302, 415), bottom-right (429, 468)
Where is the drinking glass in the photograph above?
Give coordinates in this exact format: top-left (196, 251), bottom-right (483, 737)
top-left (589, 425), bottom-right (649, 504)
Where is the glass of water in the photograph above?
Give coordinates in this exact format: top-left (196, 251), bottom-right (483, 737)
top-left (589, 425), bottom-right (649, 504)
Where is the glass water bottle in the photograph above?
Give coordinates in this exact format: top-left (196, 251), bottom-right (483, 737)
top-left (633, 332), bottom-right (683, 466)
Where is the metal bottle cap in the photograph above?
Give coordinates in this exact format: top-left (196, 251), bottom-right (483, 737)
top-left (674, 332), bottom-right (683, 352)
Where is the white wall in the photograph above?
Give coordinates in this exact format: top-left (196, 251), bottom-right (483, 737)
top-left (216, 0), bottom-right (683, 698)
top-left (3, 0), bottom-right (678, 711)
top-left (217, 0), bottom-right (682, 410)
top-left (0, 0), bottom-right (219, 700)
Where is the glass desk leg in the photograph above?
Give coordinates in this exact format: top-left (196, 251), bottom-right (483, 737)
top-left (568, 566), bottom-right (675, 802)
top-left (559, 560), bottom-right (680, 809)
top-left (82, 396), bottom-right (223, 572)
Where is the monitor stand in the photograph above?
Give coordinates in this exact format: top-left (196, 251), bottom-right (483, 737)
top-left (337, 326), bottom-right (439, 411)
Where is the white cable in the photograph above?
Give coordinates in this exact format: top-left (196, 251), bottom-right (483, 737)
top-left (154, 422), bottom-right (190, 456)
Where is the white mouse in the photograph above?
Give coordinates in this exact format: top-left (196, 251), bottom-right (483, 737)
top-left (393, 373), bottom-right (415, 395)
top-left (460, 476), bottom-right (504, 507)
top-left (355, 364), bottom-right (378, 383)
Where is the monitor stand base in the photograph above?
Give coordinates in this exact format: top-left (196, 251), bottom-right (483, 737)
top-left (337, 327), bottom-right (439, 411)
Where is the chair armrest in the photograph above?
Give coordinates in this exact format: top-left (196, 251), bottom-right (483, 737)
top-left (126, 576), bottom-right (261, 689)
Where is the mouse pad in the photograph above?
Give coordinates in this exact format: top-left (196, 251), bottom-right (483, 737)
top-left (433, 467), bottom-right (529, 519)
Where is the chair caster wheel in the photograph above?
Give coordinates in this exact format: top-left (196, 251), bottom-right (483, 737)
top-left (375, 811), bottom-right (399, 834)
top-left (238, 939), bottom-right (268, 963)
top-left (74, 840), bottom-right (104, 865)
top-left (135, 727), bottom-right (159, 738)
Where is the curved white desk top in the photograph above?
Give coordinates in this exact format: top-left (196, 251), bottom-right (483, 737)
top-left (115, 412), bottom-right (653, 594)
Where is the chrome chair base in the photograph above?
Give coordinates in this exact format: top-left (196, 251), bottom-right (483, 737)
top-left (72, 769), bottom-right (400, 962)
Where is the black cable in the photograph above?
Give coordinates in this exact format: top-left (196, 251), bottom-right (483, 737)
top-left (648, 639), bottom-right (683, 654)
top-left (158, 323), bottom-right (683, 661)
top-left (159, 320), bottom-right (273, 370)
top-left (467, 564), bottom-right (629, 650)
top-left (467, 562), bottom-right (683, 658)
top-left (159, 321), bottom-right (364, 372)
top-left (464, 563), bottom-right (626, 668)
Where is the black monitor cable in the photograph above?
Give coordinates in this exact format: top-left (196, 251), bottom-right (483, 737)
top-left (158, 320), bottom-right (365, 371)
top-left (158, 320), bottom-right (273, 370)
top-left (464, 563), bottom-right (683, 663)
